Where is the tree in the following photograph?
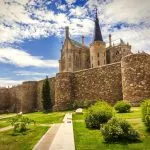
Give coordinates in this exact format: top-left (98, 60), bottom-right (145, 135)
top-left (42, 76), bottom-right (52, 112)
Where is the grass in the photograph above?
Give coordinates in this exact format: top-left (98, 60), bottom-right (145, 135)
top-left (0, 111), bottom-right (65, 125)
top-left (24, 111), bottom-right (65, 124)
top-left (0, 111), bottom-right (66, 149)
top-left (0, 121), bottom-right (10, 128)
top-left (0, 125), bottom-right (49, 150)
top-left (73, 107), bottom-right (150, 150)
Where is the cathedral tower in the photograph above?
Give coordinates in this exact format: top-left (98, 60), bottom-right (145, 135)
top-left (90, 9), bottom-right (106, 68)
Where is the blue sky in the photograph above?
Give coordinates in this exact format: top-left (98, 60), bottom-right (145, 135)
top-left (0, 0), bottom-right (150, 86)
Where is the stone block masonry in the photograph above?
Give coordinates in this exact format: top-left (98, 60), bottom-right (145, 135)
top-left (121, 53), bottom-right (150, 106)
top-left (0, 53), bottom-right (150, 112)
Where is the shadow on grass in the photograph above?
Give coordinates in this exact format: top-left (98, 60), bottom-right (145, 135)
top-left (102, 139), bottom-right (142, 145)
top-left (9, 128), bottom-right (32, 136)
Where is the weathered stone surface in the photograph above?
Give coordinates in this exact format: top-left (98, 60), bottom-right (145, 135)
top-left (0, 88), bottom-right (10, 113)
top-left (121, 53), bottom-right (150, 106)
top-left (72, 62), bottom-right (122, 105)
top-left (53, 72), bottom-right (73, 111)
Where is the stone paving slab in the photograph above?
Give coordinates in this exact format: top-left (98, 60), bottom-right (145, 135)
top-left (33, 124), bottom-right (61, 150)
top-left (49, 113), bottom-right (75, 150)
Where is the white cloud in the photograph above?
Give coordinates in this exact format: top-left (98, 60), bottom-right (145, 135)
top-left (57, 4), bottom-right (67, 11)
top-left (0, 47), bottom-right (59, 68)
top-left (0, 0), bottom-right (149, 53)
top-left (103, 0), bottom-right (150, 24)
top-left (0, 78), bottom-right (22, 87)
top-left (15, 71), bottom-right (49, 76)
top-left (65, 0), bottom-right (76, 5)
top-left (69, 6), bottom-right (87, 17)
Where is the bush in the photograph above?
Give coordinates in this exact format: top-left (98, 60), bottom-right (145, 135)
top-left (72, 100), bottom-right (95, 109)
top-left (141, 99), bottom-right (150, 129)
top-left (114, 101), bottom-right (131, 113)
top-left (8, 114), bottom-right (35, 132)
top-left (85, 101), bottom-right (113, 129)
top-left (101, 118), bottom-right (140, 142)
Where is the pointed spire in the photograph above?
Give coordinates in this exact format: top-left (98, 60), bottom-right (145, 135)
top-left (93, 8), bottom-right (103, 42)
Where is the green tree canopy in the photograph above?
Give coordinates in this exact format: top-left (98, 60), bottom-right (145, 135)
top-left (42, 76), bottom-right (52, 112)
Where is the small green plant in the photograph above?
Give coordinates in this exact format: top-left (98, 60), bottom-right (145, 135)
top-left (141, 99), bottom-right (150, 129)
top-left (101, 118), bottom-right (140, 142)
top-left (85, 101), bottom-right (113, 129)
top-left (8, 114), bottom-right (35, 132)
top-left (114, 101), bottom-right (131, 113)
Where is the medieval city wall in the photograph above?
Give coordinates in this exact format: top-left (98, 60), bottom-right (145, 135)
top-left (0, 88), bottom-right (11, 113)
top-left (0, 53), bottom-right (150, 112)
top-left (121, 53), bottom-right (150, 106)
top-left (53, 62), bottom-right (123, 110)
top-left (0, 77), bottom-right (55, 113)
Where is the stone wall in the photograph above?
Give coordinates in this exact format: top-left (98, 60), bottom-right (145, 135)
top-left (0, 77), bottom-right (55, 113)
top-left (10, 81), bottom-right (37, 113)
top-left (73, 62), bottom-right (122, 104)
top-left (0, 53), bottom-right (150, 112)
top-left (0, 88), bottom-right (11, 113)
top-left (54, 62), bottom-right (123, 110)
top-left (53, 72), bottom-right (73, 111)
top-left (121, 53), bottom-right (150, 106)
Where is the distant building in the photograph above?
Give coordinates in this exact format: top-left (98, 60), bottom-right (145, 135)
top-left (59, 9), bottom-right (132, 72)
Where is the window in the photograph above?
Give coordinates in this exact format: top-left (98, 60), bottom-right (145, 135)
top-left (98, 60), bottom-right (100, 66)
top-left (97, 53), bottom-right (99, 57)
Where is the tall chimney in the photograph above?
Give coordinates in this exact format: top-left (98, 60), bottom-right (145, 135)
top-left (109, 34), bottom-right (112, 47)
top-left (65, 26), bottom-right (69, 38)
top-left (82, 35), bottom-right (84, 45)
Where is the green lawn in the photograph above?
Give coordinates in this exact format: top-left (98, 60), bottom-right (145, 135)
top-left (73, 107), bottom-right (150, 150)
top-left (0, 111), bottom-right (66, 149)
top-left (0, 125), bottom-right (49, 150)
top-left (0, 111), bottom-right (65, 126)
top-left (24, 111), bottom-right (65, 124)
top-left (0, 121), bottom-right (10, 128)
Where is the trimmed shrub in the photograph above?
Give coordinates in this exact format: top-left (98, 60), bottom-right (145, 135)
top-left (141, 99), bottom-right (150, 129)
top-left (85, 101), bottom-right (113, 129)
top-left (114, 101), bottom-right (131, 113)
top-left (101, 118), bottom-right (140, 142)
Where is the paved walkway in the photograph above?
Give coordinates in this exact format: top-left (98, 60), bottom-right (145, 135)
top-left (49, 113), bottom-right (75, 150)
top-left (33, 124), bottom-right (61, 150)
top-left (33, 113), bottom-right (75, 150)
